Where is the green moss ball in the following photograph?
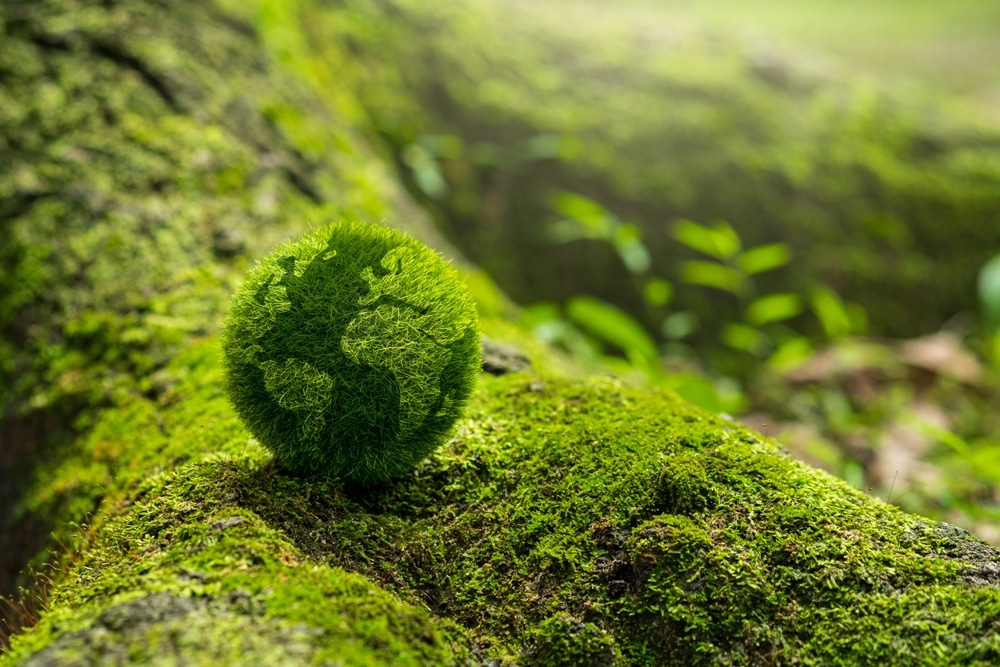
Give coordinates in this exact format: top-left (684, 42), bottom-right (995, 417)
top-left (222, 221), bottom-right (480, 484)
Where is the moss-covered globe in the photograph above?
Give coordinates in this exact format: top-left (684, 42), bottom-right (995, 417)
top-left (222, 221), bottom-right (480, 484)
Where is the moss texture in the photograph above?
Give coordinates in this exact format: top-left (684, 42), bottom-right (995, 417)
top-left (0, 0), bottom-right (458, 599)
top-left (304, 0), bottom-right (1000, 339)
top-left (6, 341), bottom-right (1000, 665)
top-left (0, 0), bottom-right (463, 417)
top-left (4, 0), bottom-right (1000, 664)
top-left (223, 221), bottom-right (480, 483)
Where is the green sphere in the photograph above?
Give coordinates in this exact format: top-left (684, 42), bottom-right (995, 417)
top-left (222, 221), bottom-right (480, 484)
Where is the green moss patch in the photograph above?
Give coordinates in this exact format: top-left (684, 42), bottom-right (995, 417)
top-left (0, 0), bottom-right (463, 604)
top-left (9, 338), bottom-right (1000, 665)
top-left (222, 222), bottom-right (480, 483)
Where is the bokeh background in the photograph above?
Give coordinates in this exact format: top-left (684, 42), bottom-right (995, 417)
top-left (298, 0), bottom-right (1000, 538)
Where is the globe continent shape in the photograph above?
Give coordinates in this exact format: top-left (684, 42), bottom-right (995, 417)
top-left (222, 221), bottom-right (480, 484)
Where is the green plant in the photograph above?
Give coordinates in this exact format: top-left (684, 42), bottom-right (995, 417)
top-left (549, 191), bottom-right (652, 277)
top-left (672, 219), bottom-right (802, 356)
top-left (980, 253), bottom-right (1000, 369)
top-left (668, 219), bottom-right (870, 374)
top-left (529, 196), bottom-right (884, 415)
top-left (543, 193), bottom-right (866, 363)
top-left (222, 221), bottom-right (480, 484)
top-left (522, 298), bottom-right (746, 415)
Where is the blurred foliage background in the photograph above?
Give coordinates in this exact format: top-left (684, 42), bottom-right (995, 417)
top-left (280, 0), bottom-right (1000, 540)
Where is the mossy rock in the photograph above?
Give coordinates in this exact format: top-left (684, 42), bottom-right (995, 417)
top-left (6, 342), bottom-right (1000, 665)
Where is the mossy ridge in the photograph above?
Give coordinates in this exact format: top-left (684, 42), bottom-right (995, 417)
top-left (11, 339), bottom-right (1000, 665)
top-left (4, 462), bottom-right (478, 665)
top-left (2, 339), bottom-right (496, 664)
top-left (3, 0), bottom-right (288, 414)
top-left (304, 0), bottom-right (1000, 338)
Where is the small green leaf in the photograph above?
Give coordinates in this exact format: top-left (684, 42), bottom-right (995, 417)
top-left (979, 254), bottom-right (1000, 330)
top-left (968, 440), bottom-right (1000, 484)
top-left (401, 144), bottom-right (447, 198)
top-left (618, 241), bottom-right (651, 274)
top-left (521, 302), bottom-right (562, 327)
top-left (722, 323), bottom-right (768, 354)
top-left (809, 284), bottom-right (853, 339)
top-left (549, 191), bottom-right (617, 241)
top-left (746, 293), bottom-right (803, 326)
top-left (551, 191), bottom-right (611, 226)
top-left (656, 373), bottom-right (730, 413)
top-left (673, 220), bottom-right (742, 260)
top-left (767, 336), bottom-right (814, 374)
top-left (547, 219), bottom-right (601, 244)
top-left (523, 303), bottom-right (603, 360)
top-left (737, 243), bottom-right (791, 276)
top-left (710, 222), bottom-right (743, 260)
top-left (681, 261), bottom-right (746, 294)
top-left (654, 372), bottom-right (745, 414)
top-left (842, 460), bottom-right (866, 490)
top-left (673, 220), bottom-right (717, 257)
top-left (566, 296), bottom-right (659, 368)
top-left (614, 224), bottom-right (651, 274)
top-left (662, 311), bottom-right (698, 340)
top-left (643, 278), bottom-right (674, 307)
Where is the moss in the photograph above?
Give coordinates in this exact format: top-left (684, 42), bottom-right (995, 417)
top-left (0, 0), bottom-right (469, 601)
top-left (7, 338), bottom-right (1000, 664)
top-left (222, 221), bottom-right (480, 483)
top-left (9, 500), bottom-right (474, 665)
top-left (6, 342), bottom-right (479, 663)
top-left (525, 613), bottom-right (621, 667)
top-left (0, 0), bottom-right (458, 418)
